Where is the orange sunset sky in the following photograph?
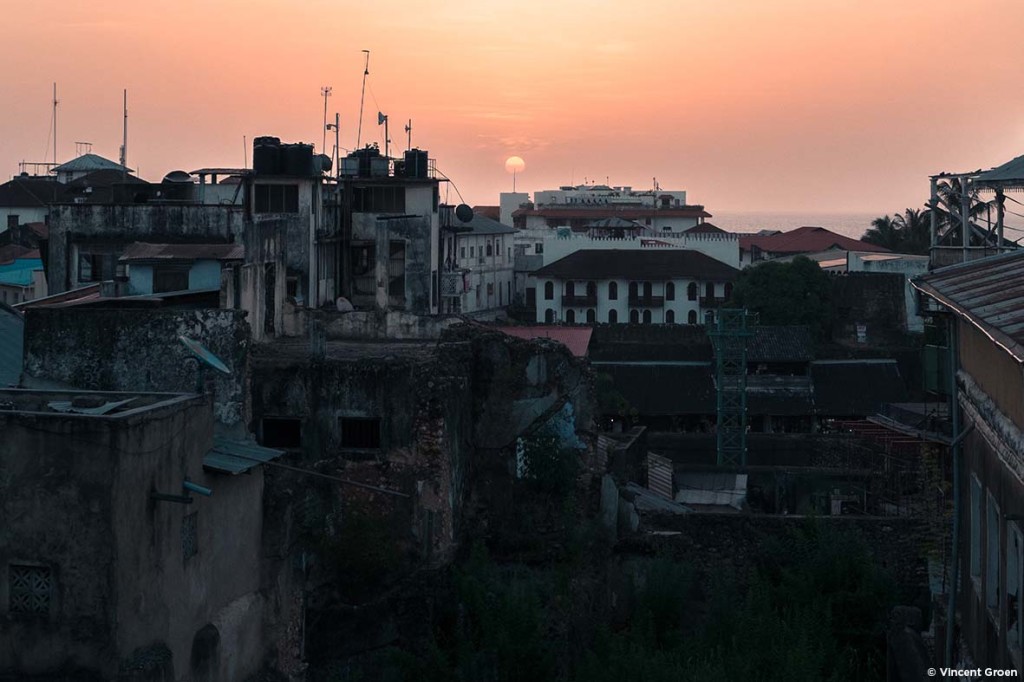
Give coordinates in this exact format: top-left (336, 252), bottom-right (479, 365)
top-left (2, 0), bottom-right (1023, 214)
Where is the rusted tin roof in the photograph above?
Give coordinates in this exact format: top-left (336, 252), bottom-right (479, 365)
top-left (497, 326), bottom-right (593, 357)
top-left (119, 241), bottom-right (244, 262)
top-left (912, 250), bottom-right (1024, 362)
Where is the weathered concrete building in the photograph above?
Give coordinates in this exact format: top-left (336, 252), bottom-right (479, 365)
top-left (439, 205), bottom-right (516, 317)
top-left (913, 250), bottom-right (1024, 671)
top-left (0, 388), bottom-right (280, 680)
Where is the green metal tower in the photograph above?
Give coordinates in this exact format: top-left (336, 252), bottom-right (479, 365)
top-left (708, 309), bottom-right (754, 467)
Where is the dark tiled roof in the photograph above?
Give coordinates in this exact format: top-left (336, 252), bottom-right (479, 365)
top-left (684, 222), bottom-right (728, 235)
top-left (912, 250), bottom-right (1024, 362)
top-left (53, 153), bottom-right (131, 174)
top-left (119, 242), bottom-right (244, 262)
top-left (747, 326), bottom-right (815, 363)
top-left (739, 226), bottom-right (889, 255)
top-left (450, 213), bottom-right (516, 236)
top-left (0, 177), bottom-right (65, 207)
top-left (597, 363), bottom-right (715, 415)
top-left (976, 154), bottom-right (1024, 185)
top-left (811, 360), bottom-right (908, 416)
top-left (533, 249), bottom-right (739, 281)
top-left (590, 324), bottom-right (712, 362)
top-left (0, 244), bottom-right (34, 264)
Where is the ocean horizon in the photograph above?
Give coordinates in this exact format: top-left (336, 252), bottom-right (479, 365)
top-left (708, 211), bottom-right (883, 241)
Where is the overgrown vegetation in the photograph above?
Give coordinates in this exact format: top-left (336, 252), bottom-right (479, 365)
top-left (728, 256), bottom-right (833, 338)
top-left (383, 521), bottom-right (897, 682)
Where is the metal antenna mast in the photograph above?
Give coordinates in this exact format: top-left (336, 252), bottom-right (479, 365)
top-left (119, 89), bottom-right (128, 177)
top-left (321, 86), bottom-right (332, 154)
top-left (405, 119), bottom-right (412, 151)
top-left (356, 50), bottom-right (370, 150)
top-left (52, 83), bottom-right (59, 166)
top-left (708, 309), bottom-right (754, 467)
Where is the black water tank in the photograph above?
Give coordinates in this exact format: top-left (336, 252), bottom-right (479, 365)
top-left (404, 149), bottom-right (428, 179)
top-left (282, 143), bottom-right (314, 176)
top-left (354, 146), bottom-right (380, 177)
top-left (253, 136), bottom-right (281, 175)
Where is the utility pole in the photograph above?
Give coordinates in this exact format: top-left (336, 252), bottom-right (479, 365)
top-left (120, 89), bottom-right (128, 182)
top-left (52, 83), bottom-right (59, 166)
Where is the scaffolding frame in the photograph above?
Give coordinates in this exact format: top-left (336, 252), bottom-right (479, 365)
top-left (709, 309), bottom-right (754, 467)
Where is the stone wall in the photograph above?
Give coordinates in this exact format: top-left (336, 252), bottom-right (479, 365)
top-left (831, 271), bottom-right (908, 343)
top-left (22, 308), bottom-right (251, 426)
top-left (623, 514), bottom-right (933, 607)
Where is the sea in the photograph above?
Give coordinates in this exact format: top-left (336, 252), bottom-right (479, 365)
top-left (708, 211), bottom-right (881, 241)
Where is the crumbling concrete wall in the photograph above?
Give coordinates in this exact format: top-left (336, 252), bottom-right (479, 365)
top-left (323, 310), bottom-right (459, 340)
top-left (48, 204), bottom-right (245, 293)
top-left (22, 308), bottom-right (251, 426)
top-left (831, 272), bottom-right (908, 344)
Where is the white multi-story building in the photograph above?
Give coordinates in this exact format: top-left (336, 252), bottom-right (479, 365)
top-left (532, 249), bottom-right (739, 325)
top-left (440, 207), bottom-right (516, 317)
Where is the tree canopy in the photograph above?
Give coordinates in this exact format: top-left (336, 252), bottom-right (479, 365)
top-left (861, 208), bottom-right (931, 255)
top-left (728, 256), bottom-right (833, 338)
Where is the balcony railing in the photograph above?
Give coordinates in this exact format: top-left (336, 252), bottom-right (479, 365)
top-left (628, 295), bottom-right (664, 307)
top-left (699, 296), bottom-right (726, 308)
top-left (562, 294), bottom-right (597, 307)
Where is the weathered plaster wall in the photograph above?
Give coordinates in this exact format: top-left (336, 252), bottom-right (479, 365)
top-left (22, 308), bottom-right (251, 426)
top-left (48, 204), bottom-right (245, 293)
top-left (323, 310), bottom-right (459, 340)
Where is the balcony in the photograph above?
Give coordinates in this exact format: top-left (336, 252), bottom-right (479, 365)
top-left (628, 295), bottom-right (664, 307)
top-left (699, 296), bottom-right (726, 308)
top-left (562, 294), bottom-right (597, 307)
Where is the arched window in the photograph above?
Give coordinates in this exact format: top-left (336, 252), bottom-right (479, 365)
top-left (566, 281), bottom-right (575, 297)
top-left (565, 309), bottom-right (576, 324)
top-left (629, 309), bottom-right (639, 324)
top-left (687, 310), bottom-right (697, 324)
top-left (586, 308), bottom-right (596, 323)
top-left (544, 282), bottom-right (553, 300)
top-left (705, 282), bottom-right (714, 299)
top-left (608, 281), bottom-right (618, 300)
top-left (643, 281), bottom-right (652, 298)
top-left (665, 282), bottom-right (675, 301)
top-left (687, 282), bottom-right (698, 301)
top-left (666, 310), bottom-right (675, 323)
top-left (629, 282), bottom-right (638, 299)
top-left (724, 282), bottom-right (734, 300)
top-left (642, 309), bottom-right (652, 324)
top-left (608, 309), bottom-right (618, 324)
top-left (545, 308), bottom-right (555, 323)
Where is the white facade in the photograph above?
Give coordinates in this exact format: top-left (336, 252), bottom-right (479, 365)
top-left (534, 276), bottom-right (731, 326)
top-left (531, 185), bottom-right (686, 208)
top-left (442, 231), bottom-right (514, 316)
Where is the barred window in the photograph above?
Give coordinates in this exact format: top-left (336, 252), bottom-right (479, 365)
top-left (9, 564), bottom-right (52, 615)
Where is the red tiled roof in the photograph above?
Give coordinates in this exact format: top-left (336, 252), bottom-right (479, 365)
top-left (497, 326), bottom-right (593, 358)
top-left (738, 226), bottom-right (889, 255)
top-left (512, 206), bottom-right (712, 220)
top-left (472, 205), bottom-right (500, 220)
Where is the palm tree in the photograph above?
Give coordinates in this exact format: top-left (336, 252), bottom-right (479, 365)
top-left (928, 177), bottom-right (995, 247)
top-left (892, 208), bottom-right (932, 255)
top-left (862, 215), bottom-right (901, 250)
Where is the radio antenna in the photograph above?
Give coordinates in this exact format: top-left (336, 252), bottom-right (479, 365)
top-left (356, 50), bottom-right (370, 149)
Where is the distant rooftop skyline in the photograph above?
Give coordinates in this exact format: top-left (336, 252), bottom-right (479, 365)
top-left (2, 0), bottom-right (1022, 214)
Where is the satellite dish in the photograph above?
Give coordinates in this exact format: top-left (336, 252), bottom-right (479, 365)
top-left (455, 204), bottom-right (474, 223)
top-left (179, 336), bottom-right (231, 375)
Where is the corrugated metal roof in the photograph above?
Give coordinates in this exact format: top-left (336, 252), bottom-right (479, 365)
top-left (0, 304), bottom-right (24, 387)
top-left (120, 242), bottom-right (244, 262)
top-left (497, 326), bottom-right (593, 357)
top-left (203, 437), bottom-right (285, 475)
top-left (976, 154), bottom-right (1024, 185)
top-left (0, 258), bottom-right (43, 286)
top-left (912, 250), bottom-right (1024, 362)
